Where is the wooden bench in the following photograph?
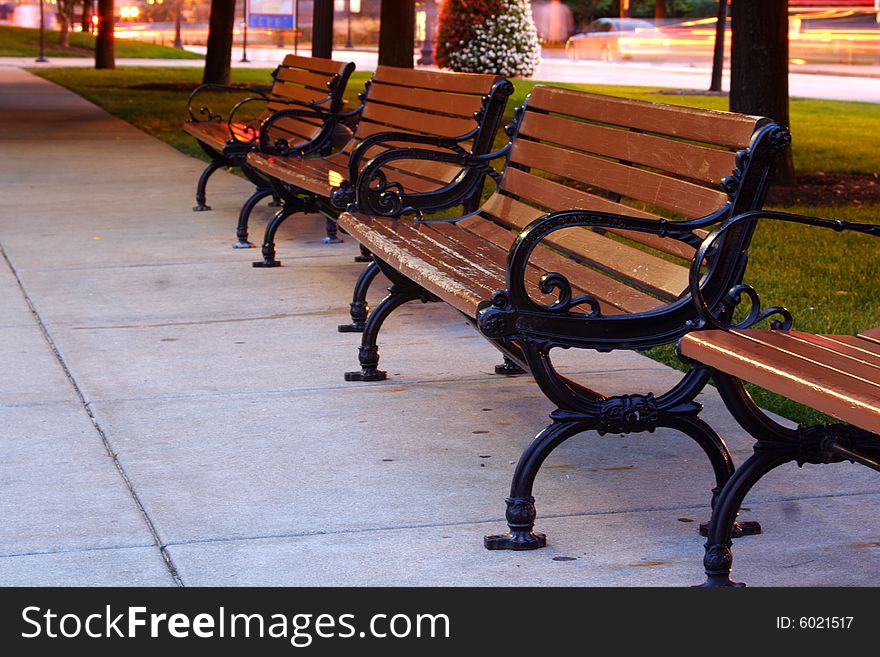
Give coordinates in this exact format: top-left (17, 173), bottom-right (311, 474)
top-left (677, 209), bottom-right (880, 587)
top-left (184, 54), bottom-right (355, 216)
top-left (337, 85), bottom-right (792, 550)
top-left (243, 66), bottom-right (513, 266)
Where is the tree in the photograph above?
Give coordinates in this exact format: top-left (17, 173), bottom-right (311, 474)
top-left (729, 0), bottom-right (795, 185)
top-left (57, 0), bottom-right (78, 47)
top-left (378, 0), bottom-right (415, 67)
top-left (436, 0), bottom-right (540, 77)
top-left (203, 0), bottom-right (236, 85)
top-left (709, 0), bottom-right (726, 92)
top-left (95, 0), bottom-right (114, 69)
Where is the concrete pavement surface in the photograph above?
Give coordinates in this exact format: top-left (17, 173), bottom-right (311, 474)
top-left (1, 66), bottom-right (879, 587)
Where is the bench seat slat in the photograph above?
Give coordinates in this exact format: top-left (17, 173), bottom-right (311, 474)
top-left (789, 334), bottom-right (880, 369)
top-left (510, 138), bottom-right (730, 219)
top-left (680, 329), bottom-right (880, 434)
top-left (518, 111), bottom-right (738, 187)
top-left (525, 85), bottom-right (762, 149)
top-left (860, 326), bottom-right (880, 344)
top-left (183, 121), bottom-right (259, 149)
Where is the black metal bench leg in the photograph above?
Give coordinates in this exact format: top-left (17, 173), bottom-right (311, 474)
top-left (495, 355), bottom-right (526, 376)
top-left (323, 216), bottom-right (343, 244)
top-left (193, 159), bottom-right (226, 212)
top-left (344, 287), bottom-right (421, 382)
top-left (355, 244), bottom-right (373, 263)
top-left (268, 194), bottom-right (282, 208)
top-left (339, 261), bottom-right (380, 333)
top-left (234, 187), bottom-right (273, 249)
top-left (253, 206), bottom-right (297, 268)
top-left (662, 415), bottom-right (762, 539)
top-left (700, 450), bottom-right (793, 587)
top-left (485, 419), bottom-right (588, 550)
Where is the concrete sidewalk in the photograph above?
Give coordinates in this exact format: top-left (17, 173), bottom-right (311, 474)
top-left (1, 67), bottom-right (878, 587)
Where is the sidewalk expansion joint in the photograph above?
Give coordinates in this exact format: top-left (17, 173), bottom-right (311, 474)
top-left (0, 240), bottom-right (184, 587)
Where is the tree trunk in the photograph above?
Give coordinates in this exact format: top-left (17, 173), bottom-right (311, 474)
top-left (709, 0), bottom-right (726, 91)
top-left (655, 1), bottom-right (665, 20)
top-left (203, 0), bottom-right (236, 85)
top-left (729, 0), bottom-right (795, 185)
top-left (312, 0), bottom-right (334, 58)
top-left (378, 0), bottom-right (414, 68)
top-left (95, 0), bottom-right (115, 69)
top-left (59, 15), bottom-right (71, 48)
top-left (82, 0), bottom-right (91, 32)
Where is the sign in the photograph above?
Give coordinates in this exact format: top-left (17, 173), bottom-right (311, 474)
top-left (247, 0), bottom-right (296, 30)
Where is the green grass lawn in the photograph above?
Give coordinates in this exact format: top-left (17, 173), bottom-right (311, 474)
top-left (0, 24), bottom-right (203, 59)
top-left (30, 66), bottom-right (880, 426)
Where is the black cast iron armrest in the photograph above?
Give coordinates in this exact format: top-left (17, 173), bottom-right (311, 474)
top-left (257, 105), bottom-right (337, 155)
top-left (687, 210), bottom-right (880, 333)
top-left (225, 92), bottom-right (335, 146)
top-left (186, 83), bottom-right (272, 123)
top-left (346, 128), bottom-right (480, 185)
top-left (476, 209), bottom-right (721, 346)
top-left (338, 143), bottom-right (510, 216)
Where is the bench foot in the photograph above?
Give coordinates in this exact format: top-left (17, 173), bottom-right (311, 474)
top-left (252, 259), bottom-right (281, 268)
top-left (235, 187), bottom-right (274, 248)
top-left (485, 495), bottom-right (547, 551)
top-left (355, 244), bottom-right (374, 263)
top-left (338, 321), bottom-right (366, 333)
top-left (700, 574), bottom-right (746, 588)
top-left (193, 204), bottom-right (212, 212)
top-left (323, 216), bottom-right (343, 244)
top-left (193, 159), bottom-right (226, 213)
top-left (484, 530), bottom-right (547, 551)
top-left (233, 241), bottom-right (255, 249)
top-left (494, 356), bottom-right (526, 376)
top-left (253, 206), bottom-right (295, 268)
top-left (322, 235), bottom-right (344, 244)
top-left (344, 367), bottom-right (387, 382)
top-left (338, 261), bottom-right (379, 334)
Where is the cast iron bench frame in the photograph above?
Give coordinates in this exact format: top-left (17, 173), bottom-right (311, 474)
top-left (679, 210), bottom-right (880, 587)
top-left (243, 67), bottom-right (513, 267)
top-left (184, 55), bottom-right (355, 218)
top-left (337, 86), bottom-right (792, 552)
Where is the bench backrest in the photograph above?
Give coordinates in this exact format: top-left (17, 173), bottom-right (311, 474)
top-left (477, 85), bottom-right (784, 316)
top-left (344, 67), bottom-right (507, 193)
top-left (263, 54), bottom-right (355, 148)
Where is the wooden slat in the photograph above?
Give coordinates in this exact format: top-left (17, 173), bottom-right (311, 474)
top-left (480, 193), bottom-right (689, 298)
top-left (274, 65), bottom-right (340, 91)
top-left (497, 168), bottom-right (697, 260)
top-left (518, 110), bottom-right (737, 187)
top-left (366, 83), bottom-right (484, 118)
top-left (819, 335), bottom-right (880, 366)
top-left (859, 326), bottom-right (880, 344)
top-left (361, 104), bottom-right (477, 139)
top-left (459, 217), bottom-right (662, 314)
top-left (280, 54), bottom-right (347, 76)
top-left (270, 83), bottom-right (332, 106)
top-left (510, 138), bottom-right (730, 219)
top-left (374, 66), bottom-right (499, 95)
top-left (680, 330), bottom-right (880, 434)
top-left (526, 85), bottom-right (762, 149)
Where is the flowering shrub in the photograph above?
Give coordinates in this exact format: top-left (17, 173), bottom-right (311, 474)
top-left (435, 0), bottom-right (542, 78)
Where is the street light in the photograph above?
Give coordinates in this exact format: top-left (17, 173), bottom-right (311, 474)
top-left (36, 0), bottom-right (48, 62)
top-left (346, 0), bottom-right (352, 48)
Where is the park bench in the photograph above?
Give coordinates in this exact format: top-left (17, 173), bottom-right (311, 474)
top-left (243, 67), bottom-right (513, 266)
top-left (336, 85), bottom-right (792, 550)
top-left (184, 54), bottom-right (355, 217)
top-left (678, 209), bottom-right (880, 587)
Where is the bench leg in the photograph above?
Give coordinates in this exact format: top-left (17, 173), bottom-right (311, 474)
top-left (344, 287), bottom-right (422, 382)
top-left (485, 419), bottom-right (588, 550)
top-left (700, 450), bottom-right (792, 587)
top-left (494, 355), bottom-right (526, 376)
top-left (193, 159), bottom-right (227, 212)
top-left (355, 244), bottom-right (374, 263)
top-left (253, 205), bottom-right (298, 268)
top-left (662, 415), bottom-right (761, 539)
top-left (234, 188), bottom-right (274, 249)
top-left (338, 261), bottom-right (380, 333)
top-left (323, 216), bottom-right (343, 244)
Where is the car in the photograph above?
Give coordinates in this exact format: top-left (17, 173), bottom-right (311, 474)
top-left (565, 17), bottom-right (670, 62)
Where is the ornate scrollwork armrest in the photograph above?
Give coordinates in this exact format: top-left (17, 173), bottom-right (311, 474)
top-left (477, 209), bottom-right (707, 341)
top-left (687, 210), bottom-right (880, 332)
top-left (339, 143), bottom-right (510, 217)
top-left (256, 105), bottom-right (335, 156)
top-left (186, 83), bottom-right (270, 123)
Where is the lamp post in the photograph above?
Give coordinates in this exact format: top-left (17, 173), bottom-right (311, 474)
top-left (417, 0), bottom-right (437, 66)
top-left (174, 0), bottom-right (183, 49)
top-left (36, 0), bottom-right (48, 62)
top-left (241, 0), bottom-right (249, 62)
top-left (345, 0), bottom-right (352, 48)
